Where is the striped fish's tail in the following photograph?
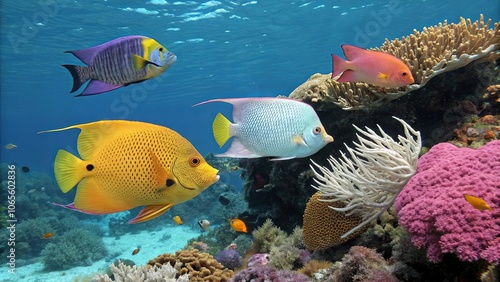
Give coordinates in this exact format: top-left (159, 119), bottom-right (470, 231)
top-left (62, 65), bottom-right (91, 93)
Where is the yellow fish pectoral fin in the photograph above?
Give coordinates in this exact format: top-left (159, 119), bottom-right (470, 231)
top-left (128, 204), bottom-right (173, 224)
top-left (74, 178), bottom-right (134, 214)
top-left (377, 72), bottom-right (388, 80)
top-left (132, 54), bottom-right (151, 71)
top-left (212, 113), bottom-right (233, 148)
top-left (292, 135), bottom-right (307, 146)
top-left (54, 149), bottom-right (87, 193)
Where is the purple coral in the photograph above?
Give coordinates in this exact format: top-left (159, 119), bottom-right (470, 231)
top-left (395, 141), bottom-right (500, 264)
top-left (247, 253), bottom-right (270, 268)
top-left (214, 249), bottom-right (242, 270)
top-left (229, 266), bottom-right (309, 282)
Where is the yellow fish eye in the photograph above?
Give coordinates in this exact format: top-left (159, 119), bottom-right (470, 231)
top-left (159, 47), bottom-right (163, 52)
top-left (313, 126), bottom-right (322, 135)
top-left (189, 156), bottom-right (201, 167)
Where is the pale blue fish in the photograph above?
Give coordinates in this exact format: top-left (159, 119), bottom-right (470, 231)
top-left (194, 98), bottom-right (334, 160)
top-left (63, 35), bottom-right (176, 96)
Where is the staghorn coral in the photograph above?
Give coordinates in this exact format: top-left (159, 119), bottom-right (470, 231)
top-left (311, 117), bottom-right (421, 239)
top-left (94, 260), bottom-right (189, 282)
top-left (147, 249), bottom-right (234, 281)
top-left (303, 192), bottom-right (365, 251)
top-left (290, 15), bottom-right (500, 110)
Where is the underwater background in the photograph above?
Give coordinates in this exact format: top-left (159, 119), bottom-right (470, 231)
top-left (1, 1), bottom-right (500, 282)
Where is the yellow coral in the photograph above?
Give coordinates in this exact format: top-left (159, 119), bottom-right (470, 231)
top-left (290, 15), bottom-right (500, 110)
top-left (302, 192), bottom-right (366, 250)
top-left (147, 249), bottom-right (234, 281)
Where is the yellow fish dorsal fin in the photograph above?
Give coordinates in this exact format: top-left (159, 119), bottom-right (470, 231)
top-left (39, 121), bottom-right (131, 159)
top-left (53, 149), bottom-right (87, 193)
top-left (128, 204), bottom-right (174, 224)
top-left (212, 113), bottom-right (233, 148)
top-left (377, 72), bottom-right (388, 80)
top-left (132, 54), bottom-right (148, 71)
top-left (74, 177), bottom-right (135, 214)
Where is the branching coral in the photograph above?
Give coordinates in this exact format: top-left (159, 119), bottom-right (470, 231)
top-left (290, 15), bottom-right (500, 110)
top-left (310, 117), bottom-right (421, 238)
top-left (147, 249), bottom-right (234, 281)
top-left (94, 261), bottom-right (189, 282)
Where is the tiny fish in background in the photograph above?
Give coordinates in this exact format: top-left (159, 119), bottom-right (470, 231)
top-left (194, 98), bottom-right (333, 161)
top-left (41, 232), bottom-right (55, 239)
top-left (331, 44), bottom-right (414, 88)
top-left (27, 189), bottom-right (36, 194)
top-left (173, 215), bottom-right (183, 225)
top-left (464, 194), bottom-right (492, 211)
top-left (63, 35), bottom-right (177, 96)
top-left (4, 143), bottom-right (17, 149)
top-left (39, 120), bottom-right (219, 223)
top-left (198, 219), bottom-right (210, 230)
top-left (21, 166), bottom-right (30, 173)
top-left (218, 195), bottom-right (230, 206)
top-left (229, 218), bottom-right (247, 233)
top-left (132, 248), bottom-right (140, 255)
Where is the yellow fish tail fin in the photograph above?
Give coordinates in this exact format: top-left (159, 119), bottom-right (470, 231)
top-left (212, 113), bottom-right (233, 148)
top-left (128, 204), bottom-right (173, 224)
top-left (54, 149), bottom-right (87, 193)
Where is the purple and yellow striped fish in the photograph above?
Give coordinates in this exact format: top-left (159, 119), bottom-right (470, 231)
top-left (62, 35), bottom-right (176, 96)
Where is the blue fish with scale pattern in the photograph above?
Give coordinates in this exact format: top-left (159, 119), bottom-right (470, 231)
top-left (62, 35), bottom-right (176, 96)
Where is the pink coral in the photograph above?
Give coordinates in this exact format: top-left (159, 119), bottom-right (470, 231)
top-left (395, 140), bottom-right (500, 264)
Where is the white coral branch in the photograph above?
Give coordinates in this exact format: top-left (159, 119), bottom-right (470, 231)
top-left (310, 116), bottom-right (421, 238)
top-left (93, 261), bottom-right (189, 282)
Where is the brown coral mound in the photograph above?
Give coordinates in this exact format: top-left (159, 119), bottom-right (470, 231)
top-left (303, 192), bottom-right (366, 251)
top-left (484, 84), bottom-right (500, 104)
top-left (290, 15), bottom-right (500, 110)
top-left (147, 249), bottom-right (234, 282)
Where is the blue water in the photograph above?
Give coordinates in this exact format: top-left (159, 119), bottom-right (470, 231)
top-left (0, 0), bottom-right (499, 175)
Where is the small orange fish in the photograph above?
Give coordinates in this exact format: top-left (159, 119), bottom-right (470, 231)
top-left (464, 194), bottom-right (492, 211)
top-left (173, 215), bottom-right (183, 225)
top-left (229, 218), bottom-right (247, 233)
top-left (41, 232), bottom-right (55, 239)
top-left (331, 44), bottom-right (414, 88)
top-left (132, 248), bottom-right (140, 255)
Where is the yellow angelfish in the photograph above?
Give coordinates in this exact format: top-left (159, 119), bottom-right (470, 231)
top-left (39, 120), bottom-right (219, 223)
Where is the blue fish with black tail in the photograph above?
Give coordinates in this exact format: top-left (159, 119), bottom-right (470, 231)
top-left (62, 35), bottom-right (176, 96)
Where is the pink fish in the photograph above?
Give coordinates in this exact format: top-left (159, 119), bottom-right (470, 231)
top-left (331, 44), bottom-right (414, 88)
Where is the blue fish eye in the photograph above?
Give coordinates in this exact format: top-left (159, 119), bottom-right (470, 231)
top-left (313, 126), bottom-right (322, 135)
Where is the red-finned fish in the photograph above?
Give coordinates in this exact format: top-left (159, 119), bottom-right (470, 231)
top-left (173, 215), bottom-right (183, 225)
top-left (331, 44), bottom-right (414, 88)
top-left (464, 194), bottom-right (492, 211)
top-left (229, 218), bottom-right (247, 233)
top-left (63, 35), bottom-right (176, 96)
top-left (41, 232), bottom-right (55, 239)
top-left (132, 248), bottom-right (140, 255)
top-left (39, 120), bottom-right (220, 224)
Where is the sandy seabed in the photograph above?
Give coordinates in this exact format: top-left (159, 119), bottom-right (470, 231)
top-left (0, 225), bottom-right (201, 282)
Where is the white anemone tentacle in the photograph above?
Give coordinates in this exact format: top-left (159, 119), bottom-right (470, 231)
top-left (310, 116), bottom-right (421, 238)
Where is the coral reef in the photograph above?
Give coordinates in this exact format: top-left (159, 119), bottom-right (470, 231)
top-left (214, 249), bottom-right (242, 270)
top-left (303, 192), bottom-right (365, 250)
top-left (41, 227), bottom-right (108, 270)
top-left (290, 15), bottom-right (500, 109)
top-left (228, 266), bottom-right (310, 282)
top-left (311, 117), bottom-right (421, 238)
top-left (147, 249), bottom-right (234, 281)
top-left (395, 141), bottom-right (500, 264)
top-left (94, 260), bottom-right (189, 282)
top-left (451, 114), bottom-right (500, 148)
top-left (328, 246), bottom-right (398, 282)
